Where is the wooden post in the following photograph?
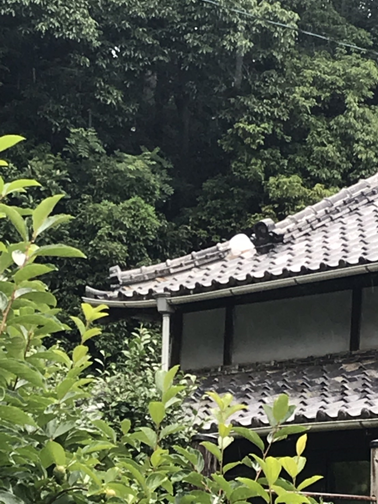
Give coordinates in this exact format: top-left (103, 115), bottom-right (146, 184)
top-left (156, 295), bottom-right (174, 371)
top-left (370, 440), bottom-right (378, 502)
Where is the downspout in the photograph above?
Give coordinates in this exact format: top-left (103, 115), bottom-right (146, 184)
top-left (156, 295), bottom-right (174, 371)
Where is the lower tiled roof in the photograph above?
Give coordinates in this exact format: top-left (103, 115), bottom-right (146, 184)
top-left (187, 351), bottom-right (378, 432)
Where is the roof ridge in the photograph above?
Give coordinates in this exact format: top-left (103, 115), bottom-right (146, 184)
top-left (86, 171), bottom-right (378, 298)
top-left (275, 172), bottom-right (378, 234)
top-left (110, 241), bottom-right (231, 286)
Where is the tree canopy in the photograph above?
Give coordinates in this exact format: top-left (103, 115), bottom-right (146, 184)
top-left (1, 0), bottom-right (378, 307)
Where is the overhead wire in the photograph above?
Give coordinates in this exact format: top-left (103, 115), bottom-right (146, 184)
top-left (200, 0), bottom-right (378, 58)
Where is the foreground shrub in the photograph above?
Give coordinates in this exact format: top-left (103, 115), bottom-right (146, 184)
top-left (0, 135), bottom-right (321, 504)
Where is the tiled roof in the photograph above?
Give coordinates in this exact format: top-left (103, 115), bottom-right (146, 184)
top-left (85, 173), bottom-right (378, 301)
top-left (187, 351), bottom-right (378, 432)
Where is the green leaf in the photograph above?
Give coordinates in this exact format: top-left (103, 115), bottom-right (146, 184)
top-left (0, 291), bottom-right (8, 311)
top-left (174, 445), bottom-right (198, 466)
top-left (121, 419), bottom-right (131, 435)
top-left (52, 421), bottom-right (76, 439)
top-left (160, 423), bottom-right (185, 439)
top-left (0, 204), bottom-right (28, 241)
top-left (82, 441), bottom-right (116, 454)
top-left (81, 302), bottom-right (108, 323)
top-left (151, 447), bottom-right (167, 468)
top-left (263, 404), bottom-right (278, 426)
top-left (70, 315), bottom-right (86, 336)
top-left (161, 479), bottom-right (174, 495)
top-left (56, 378), bottom-right (76, 400)
top-left (200, 441), bottom-right (222, 462)
top-left (207, 391), bottom-right (225, 409)
top-left (275, 492), bottom-right (310, 504)
top-left (219, 422), bottom-right (232, 438)
top-left (72, 345), bottom-right (88, 364)
top-left (11, 314), bottom-right (55, 326)
top-left (74, 462), bottom-right (102, 486)
top-left (0, 135), bottom-right (25, 153)
top-left (233, 427), bottom-right (265, 452)
top-left (0, 358), bottom-right (44, 387)
top-left (34, 214), bottom-right (73, 238)
top-left (280, 457), bottom-right (300, 479)
top-left (296, 434), bottom-right (307, 456)
top-left (297, 475), bottom-right (323, 491)
top-left (82, 327), bottom-right (102, 343)
top-left (236, 478), bottom-right (270, 502)
top-left (162, 384), bottom-right (185, 404)
top-left (32, 194), bottom-right (64, 235)
top-left (212, 474), bottom-right (232, 497)
top-left (264, 457), bottom-right (282, 486)
top-left (0, 490), bottom-right (25, 504)
top-left (134, 427), bottom-right (157, 448)
top-left (121, 462), bottom-right (146, 490)
top-left (21, 291), bottom-right (57, 306)
top-left (13, 264), bottom-right (55, 283)
top-left (31, 244), bottom-right (86, 258)
top-left (273, 394), bottom-right (289, 423)
top-left (3, 179), bottom-right (41, 196)
top-left (163, 364), bottom-right (180, 391)
top-left (295, 456), bottom-right (307, 474)
top-left (40, 440), bottom-right (66, 468)
top-left (155, 369), bottom-right (165, 392)
top-left (219, 435), bottom-right (234, 450)
top-left (0, 405), bottom-right (37, 427)
top-left (149, 401), bottom-right (165, 425)
top-left (92, 419), bottom-right (116, 443)
top-left (273, 425), bottom-right (308, 441)
top-left (180, 491), bottom-right (212, 504)
top-left (146, 472), bottom-right (167, 491)
top-left (105, 483), bottom-right (136, 498)
top-left (230, 486), bottom-right (258, 503)
top-left (183, 472), bottom-right (205, 488)
top-left (223, 461), bottom-right (241, 474)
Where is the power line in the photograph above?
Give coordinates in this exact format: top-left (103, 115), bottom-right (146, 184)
top-left (200, 0), bottom-right (378, 58)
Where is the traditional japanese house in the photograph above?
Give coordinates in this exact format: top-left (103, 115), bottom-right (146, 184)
top-left (84, 172), bottom-right (378, 498)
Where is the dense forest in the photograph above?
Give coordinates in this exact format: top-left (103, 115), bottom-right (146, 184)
top-left (1, 0), bottom-right (378, 314)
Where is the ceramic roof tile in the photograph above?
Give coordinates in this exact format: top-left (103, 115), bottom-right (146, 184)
top-left (86, 172), bottom-right (378, 301)
top-left (186, 351), bottom-right (378, 431)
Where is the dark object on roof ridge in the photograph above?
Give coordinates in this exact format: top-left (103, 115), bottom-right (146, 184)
top-left (251, 218), bottom-right (285, 254)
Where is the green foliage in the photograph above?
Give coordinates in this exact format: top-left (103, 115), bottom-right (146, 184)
top-left (0, 157), bottom-right (324, 503)
top-left (3, 0), bottom-right (378, 309)
top-left (90, 324), bottom-right (196, 443)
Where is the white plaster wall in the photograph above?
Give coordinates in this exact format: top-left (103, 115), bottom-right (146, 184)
top-left (360, 287), bottom-right (378, 349)
top-left (180, 308), bottom-right (225, 370)
top-left (232, 290), bottom-right (351, 364)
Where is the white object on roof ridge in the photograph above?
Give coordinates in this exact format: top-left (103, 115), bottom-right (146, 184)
top-left (229, 233), bottom-right (255, 258)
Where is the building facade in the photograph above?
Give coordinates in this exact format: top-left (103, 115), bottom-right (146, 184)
top-left (85, 172), bottom-right (378, 498)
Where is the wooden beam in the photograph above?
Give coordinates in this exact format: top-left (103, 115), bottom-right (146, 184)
top-left (350, 288), bottom-right (362, 351)
top-left (223, 304), bottom-right (234, 366)
top-left (370, 440), bottom-right (378, 502)
top-left (169, 311), bottom-right (183, 367)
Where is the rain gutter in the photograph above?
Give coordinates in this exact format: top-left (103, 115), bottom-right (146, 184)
top-left (194, 418), bottom-right (378, 441)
